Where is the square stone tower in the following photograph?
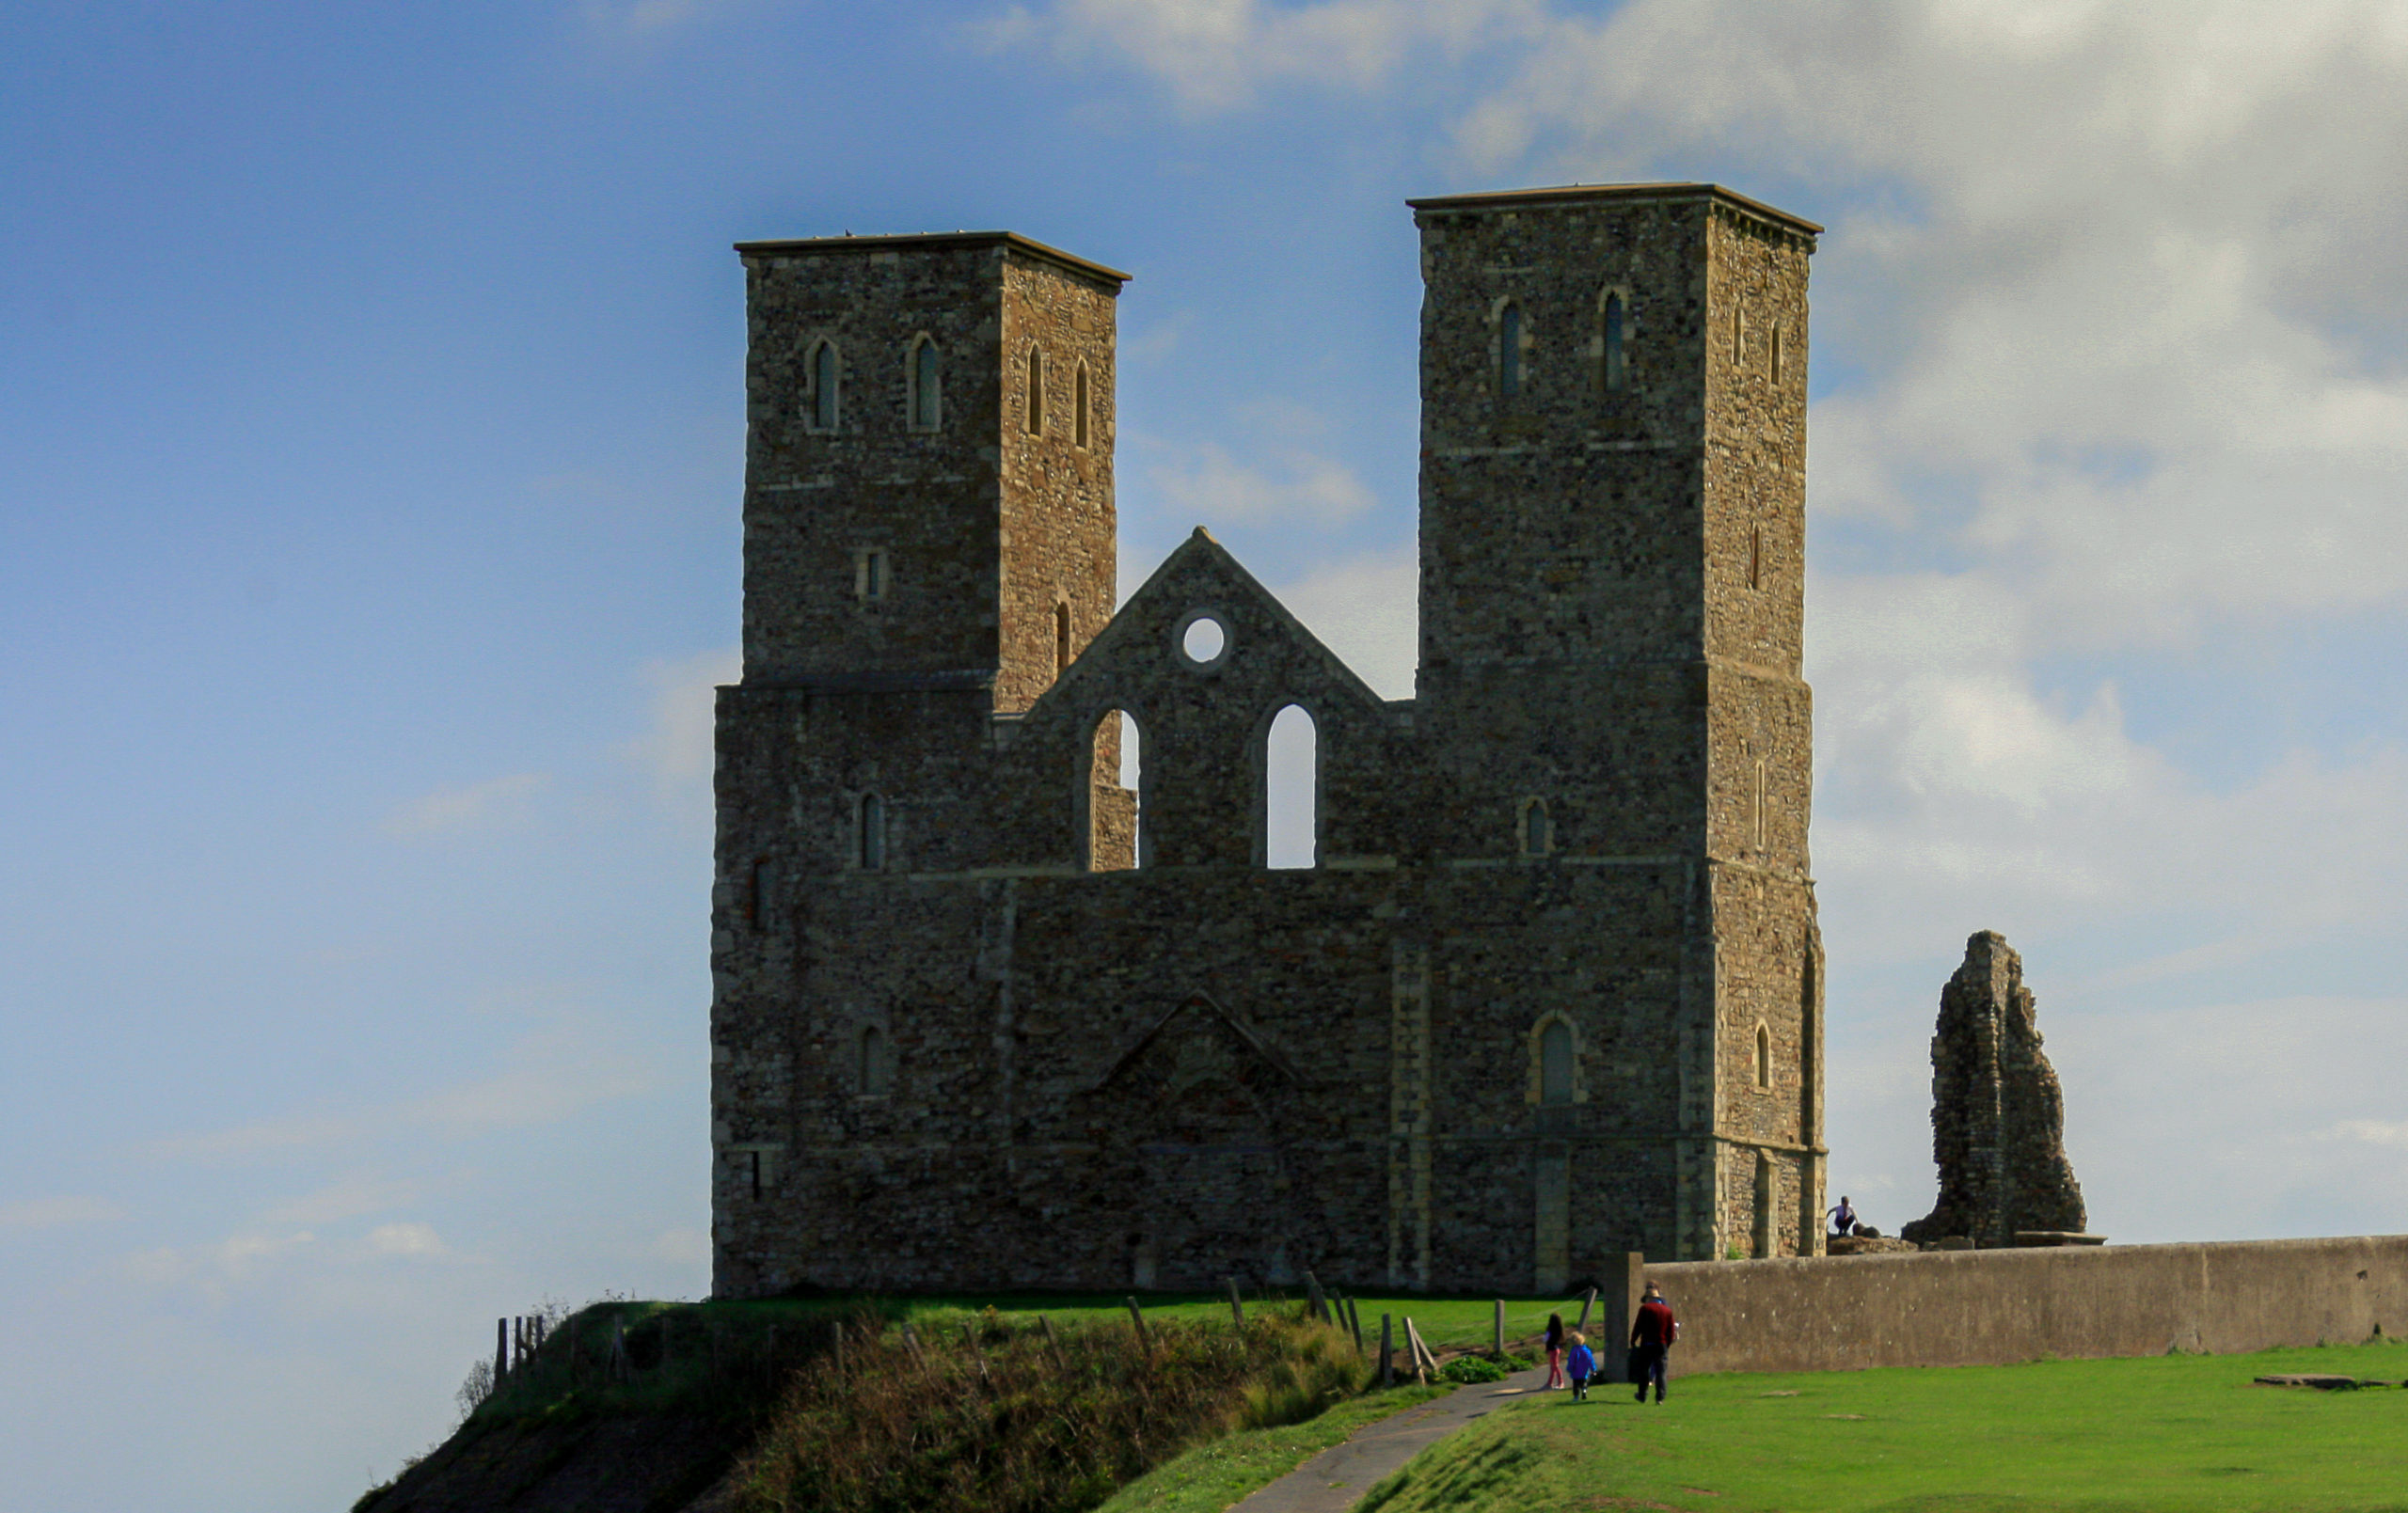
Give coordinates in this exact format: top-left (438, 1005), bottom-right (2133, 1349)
top-left (1408, 184), bottom-right (1825, 1261)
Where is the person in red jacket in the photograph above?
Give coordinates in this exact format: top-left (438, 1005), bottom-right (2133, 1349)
top-left (1629, 1283), bottom-right (1677, 1403)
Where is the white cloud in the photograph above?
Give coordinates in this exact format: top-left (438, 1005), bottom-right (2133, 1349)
top-left (365, 1222), bottom-right (448, 1259)
top-left (623, 647), bottom-right (740, 794)
top-left (2318, 1119), bottom-right (2408, 1150)
top-left (1270, 543), bottom-right (1418, 700)
top-left (0, 1196), bottom-right (124, 1233)
top-left (978, 0), bottom-right (1545, 110)
top-left (144, 1028), bottom-right (651, 1165)
top-left (1149, 438), bottom-right (1377, 528)
top-left (646, 1227), bottom-right (711, 1267)
top-left (382, 772), bottom-right (549, 840)
top-left (266, 1176), bottom-right (422, 1227)
top-left (1015, 0), bottom-right (2408, 648)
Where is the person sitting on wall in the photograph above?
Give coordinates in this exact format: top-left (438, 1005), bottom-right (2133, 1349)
top-left (1828, 1195), bottom-right (1859, 1237)
top-left (1629, 1283), bottom-right (1677, 1404)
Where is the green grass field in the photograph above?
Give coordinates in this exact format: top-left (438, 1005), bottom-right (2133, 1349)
top-left (1354, 1341), bottom-right (2408, 1512)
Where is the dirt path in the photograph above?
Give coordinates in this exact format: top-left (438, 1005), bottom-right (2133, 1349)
top-left (1228, 1365), bottom-right (1552, 1513)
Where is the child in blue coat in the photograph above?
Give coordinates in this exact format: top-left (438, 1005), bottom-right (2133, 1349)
top-left (1563, 1330), bottom-right (1595, 1401)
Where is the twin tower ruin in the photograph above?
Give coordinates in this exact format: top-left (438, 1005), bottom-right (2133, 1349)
top-left (710, 183), bottom-right (1829, 1296)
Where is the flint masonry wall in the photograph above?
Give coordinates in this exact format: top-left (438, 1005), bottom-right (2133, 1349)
top-left (1647, 1236), bottom-right (2408, 1375)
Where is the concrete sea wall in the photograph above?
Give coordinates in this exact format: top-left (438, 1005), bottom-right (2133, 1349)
top-left (1644, 1235), bottom-right (2408, 1375)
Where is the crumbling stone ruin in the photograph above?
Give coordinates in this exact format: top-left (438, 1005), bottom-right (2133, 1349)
top-left (710, 183), bottom-right (1830, 1297)
top-left (1901, 932), bottom-right (2087, 1247)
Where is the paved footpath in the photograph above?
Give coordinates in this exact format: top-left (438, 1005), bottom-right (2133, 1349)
top-left (1228, 1365), bottom-right (1554, 1513)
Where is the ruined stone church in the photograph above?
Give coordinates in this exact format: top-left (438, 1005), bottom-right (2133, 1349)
top-left (710, 183), bottom-right (1828, 1297)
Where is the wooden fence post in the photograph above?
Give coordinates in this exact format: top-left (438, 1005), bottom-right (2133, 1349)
top-left (1038, 1315), bottom-right (1063, 1366)
top-left (1576, 1285), bottom-right (1596, 1335)
top-left (1226, 1276), bottom-right (1244, 1328)
top-left (1402, 1317), bottom-right (1426, 1384)
top-left (1124, 1297), bottom-right (1150, 1358)
top-left (1347, 1296), bottom-right (1365, 1355)
top-left (1380, 1314), bottom-right (1394, 1387)
top-left (1493, 1299), bottom-right (1505, 1357)
top-left (1305, 1269), bottom-right (1327, 1324)
top-left (829, 1317), bottom-right (844, 1378)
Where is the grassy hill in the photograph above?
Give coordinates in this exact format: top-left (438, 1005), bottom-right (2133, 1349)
top-left (350, 1290), bottom-right (1537, 1513)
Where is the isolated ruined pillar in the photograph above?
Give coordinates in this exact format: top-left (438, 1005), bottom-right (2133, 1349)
top-left (1903, 931), bottom-right (2086, 1246)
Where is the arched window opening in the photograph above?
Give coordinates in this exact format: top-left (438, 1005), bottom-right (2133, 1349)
top-left (810, 340), bottom-right (840, 432)
top-left (1539, 1019), bottom-right (1574, 1106)
top-left (1074, 363), bottom-right (1091, 449)
top-left (1088, 710), bottom-right (1141, 871)
top-left (1054, 601), bottom-right (1071, 678)
top-left (859, 1024), bottom-right (889, 1095)
top-left (1755, 1022), bottom-right (1773, 1090)
top-left (1497, 302), bottom-right (1522, 399)
top-left (909, 338), bottom-right (941, 430)
top-left (1601, 292), bottom-right (1627, 393)
top-left (1025, 346), bottom-right (1046, 434)
top-left (1263, 703), bottom-right (1318, 869)
top-left (1519, 797), bottom-right (1552, 857)
top-left (858, 793), bottom-right (884, 870)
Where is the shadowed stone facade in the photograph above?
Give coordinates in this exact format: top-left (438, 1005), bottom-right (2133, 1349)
top-left (1901, 931), bottom-right (2088, 1247)
top-left (711, 185), bottom-right (1829, 1297)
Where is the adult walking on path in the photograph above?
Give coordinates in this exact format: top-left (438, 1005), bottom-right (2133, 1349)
top-left (1629, 1283), bottom-right (1677, 1404)
top-left (1229, 1363), bottom-right (1550, 1513)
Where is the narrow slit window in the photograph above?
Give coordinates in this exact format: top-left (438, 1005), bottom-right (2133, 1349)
top-left (748, 858), bottom-right (772, 929)
top-left (911, 339), bottom-right (941, 430)
top-left (1755, 1023), bottom-right (1773, 1090)
top-left (1498, 302), bottom-right (1522, 398)
top-left (1025, 346), bottom-right (1045, 434)
top-left (859, 793), bottom-right (884, 870)
top-left (811, 340), bottom-right (839, 431)
top-left (1751, 760), bottom-right (1767, 849)
top-left (1074, 363), bottom-right (1091, 449)
top-left (749, 1150), bottom-right (762, 1199)
top-left (1520, 797), bottom-right (1552, 856)
top-left (1770, 322), bottom-right (1783, 386)
top-left (856, 548), bottom-right (890, 603)
top-left (1539, 1020), bottom-right (1574, 1105)
top-left (1054, 602), bottom-right (1071, 677)
top-left (1749, 523), bottom-right (1763, 591)
top-left (860, 1025), bottom-right (888, 1095)
top-left (1732, 305), bottom-right (1746, 370)
top-left (1602, 292), bottom-right (1627, 392)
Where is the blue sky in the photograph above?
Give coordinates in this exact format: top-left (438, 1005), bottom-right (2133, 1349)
top-left (8, 2), bottom-right (2408, 1506)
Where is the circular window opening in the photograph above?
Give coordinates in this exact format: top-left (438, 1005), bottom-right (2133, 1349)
top-left (1177, 612), bottom-right (1229, 669)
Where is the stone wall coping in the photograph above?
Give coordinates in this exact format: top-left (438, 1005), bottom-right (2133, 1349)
top-left (1650, 1232), bottom-right (2408, 1276)
top-left (1406, 181), bottom-right (1823, 239)
top-left (732, 229), bottom-right (1132, 288)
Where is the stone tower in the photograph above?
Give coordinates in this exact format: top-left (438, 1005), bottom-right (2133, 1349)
top-left (1409, 183), bottom-right (1825, 1262)
top-left (708, 187), bottom-right (1829, 1301)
